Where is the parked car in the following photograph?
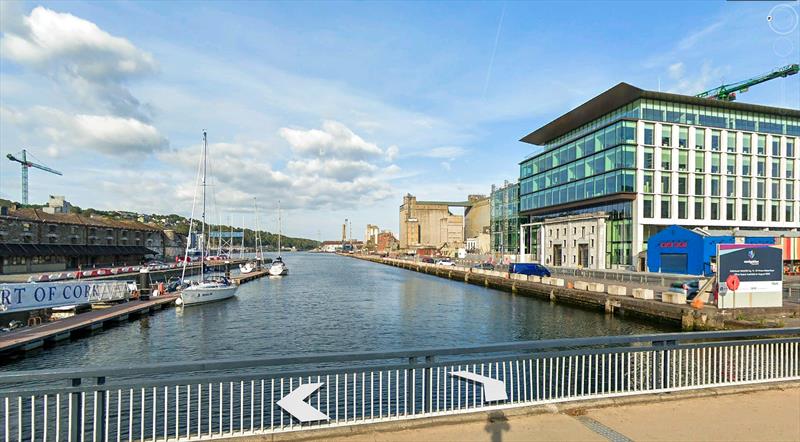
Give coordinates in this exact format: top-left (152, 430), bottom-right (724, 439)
top-left (669, 280), bottom-right (701, 300)
top-left (436, 259), bottom-right (455, 266)
top-left (472, 262), bottom-right (495, 270)
top-left (509, 263), bottom-right (551, 277)
top-left (421, 257), bottom-right (435, 263)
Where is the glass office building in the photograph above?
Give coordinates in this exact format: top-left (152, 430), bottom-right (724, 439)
top-left (490, 182), bottom-right (520, 255)
top-left (518, 82), bottom-right (800, 270)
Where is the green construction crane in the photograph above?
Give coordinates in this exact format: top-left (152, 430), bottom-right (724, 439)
top-left (696, 63), bottom-right (799, 101)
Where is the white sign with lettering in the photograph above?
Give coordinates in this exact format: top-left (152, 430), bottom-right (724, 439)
top-left (0, 281), bottom-right (132, 313)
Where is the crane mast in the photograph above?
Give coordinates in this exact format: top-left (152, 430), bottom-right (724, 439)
top-left (696, 64), bottom-right (799, 101)
top-left (5, 149), bottom-right (63, 204)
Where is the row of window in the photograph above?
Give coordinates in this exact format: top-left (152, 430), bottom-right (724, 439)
top-left (642, 148), bottom-right (797, 177)
top-left (643, 174), bottom-right (796, 200)
top-left (642, 196), bottom-right (796, 222)
top-left (522, 145), bottom-right (636, 194)
top-left (520, 170), bottom-right (636, 212)
top-left (522, 121), bottom-right (637, 178)
top-left (643, 123), bottom-right (797, 156)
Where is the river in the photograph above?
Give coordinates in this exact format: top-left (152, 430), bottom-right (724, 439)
top-left (3, 253), bottom-right (674, 370)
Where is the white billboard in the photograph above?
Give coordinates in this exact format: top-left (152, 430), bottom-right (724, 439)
top-left (717, 244), bottom-right (783, 308)
top-left (0, 281), bottom-right (133, 313)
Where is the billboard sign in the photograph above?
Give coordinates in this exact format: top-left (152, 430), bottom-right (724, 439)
top-left (209, 231), bottom-right (244, 239)
top-left (0, 281), bottom-right (133, 313)
top-left (717, 244), bottom-right (783, 308)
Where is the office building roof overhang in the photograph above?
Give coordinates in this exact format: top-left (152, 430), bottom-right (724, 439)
top-left (521, 82), bottom-right (800, 146)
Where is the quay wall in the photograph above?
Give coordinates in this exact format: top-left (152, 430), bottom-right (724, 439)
top-left (350, 255), bottom-right (720, 330)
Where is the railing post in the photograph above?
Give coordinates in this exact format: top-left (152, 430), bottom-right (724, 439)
top-left (653, 340), bottom-right (676, 390)
top-left (95, 377), bottom-right (106, 441)
top-left (70, 378), bottom-right (82, 442)
top-left (424, 356), bottom-right (435, 414)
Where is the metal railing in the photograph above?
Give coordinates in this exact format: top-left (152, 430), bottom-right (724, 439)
top-left (2, 328), bottom-right (798, 441)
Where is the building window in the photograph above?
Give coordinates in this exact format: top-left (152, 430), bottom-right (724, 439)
top-left (726, 177), bottom-right (735, 197)
top-left (771, 182), bottom-right (780, 199)
top-left (787, 203), bottom-right (795, 222)
top-left (643, 196), bottom-right (654, 218)
top-left (710, 176), bottom-right (720, 196)
top-left (756, 202), bottom-right (765, 221)
top-left (710, 198), bottom-right (720, 220)
top-left (726, 156), bottom-right (736, 175)
top-left (771, 202), bottom-right (780, 222)
top-left (660, 150), bottom-right (671, 170)
top-left (771, 160), bottom-right (780, 178)
top-left (695, 128), bottom-right (705, 149)
top-left (48, 224), bottom-right (56, 233)
top-left (643, 123), bottom-right (655, 145)
top-left (661, 175), bottom-right (671, 193)
top-left (678, 127), bottom-right (688, 148)
top-left (661, 196), bottom-right (671, 218)
top-left (772, 139), bottom-right (780, 156)
top-left (741, 201), bottom-right (750, 221)
top-left (694, 199), bottom-right (704, 219)
top-left (726, 132), bottom-right (736, 153)
top-left (741, 178), bottom-right (751, 198)
top-left (661, 126), bottom-right (671, 146)
top-left (788, 139), bottom-right (795, 157)
top-left (678, 197), bottom-right (688, 219)
top-left (694, 152), bottom-right (705, 172)
top-left (742, 157), bottom-right (751, 175)
top-left (643, 147), bottom-right (655, 169)
top-left (742, 134), bottom-right (751, 154)
top-left (757, 179), bottom-right (766, 198)
top-left (726, 201), bottom-right (735, 221)
top-left (710, 153), bottom-right (721, 174)
top-left (787, 161), bottom-right (794, 179)
top-left (643, 172), bottom-right (654, 193)
top-left (678, 174), bottom-right (688, 195)
top-left (757, 135), bottom-right (766, 155)
top-left (678, 150), bottom-right (688, 171)
top-left (711, 130), bottom-right (721, 151)
top-left (694, 176), bottom-right (704, 196)
top-left (757, 158), bottom-right (766, 176)
top-left (786, 182), bottom-right (794, 200)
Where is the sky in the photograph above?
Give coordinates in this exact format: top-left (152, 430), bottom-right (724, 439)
top-left (1, 1), bottom-right (798, 241)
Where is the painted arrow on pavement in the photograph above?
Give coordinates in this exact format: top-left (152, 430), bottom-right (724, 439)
top-left (450, 371), bottom-right (508, 402)
top-left (276, 382), bottom-right (329, 423)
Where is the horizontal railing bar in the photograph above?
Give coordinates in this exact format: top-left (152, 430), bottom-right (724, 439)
top-left (2, 337), bottom-right (798, 397)
top-left (2, 328), bottom-right (798, 383)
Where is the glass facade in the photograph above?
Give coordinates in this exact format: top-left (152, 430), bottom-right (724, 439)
top-left (490, 182), bottom-right (520, 254)
top-left (519, 92), bottom-right (800, 270)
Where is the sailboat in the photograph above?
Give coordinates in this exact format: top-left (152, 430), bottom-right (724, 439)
top-left (268, 200), bottom-right (289, 276)
top-left (239, 198), bottom-right (264, 274)
top-left (180, 131), bottom-right (238, 305)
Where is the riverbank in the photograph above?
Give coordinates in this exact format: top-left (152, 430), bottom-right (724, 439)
top-left (350, 255), bottom-right (799, 330)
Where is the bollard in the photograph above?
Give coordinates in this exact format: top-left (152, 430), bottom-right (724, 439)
top-left (138, 269), bottom-right (151, 300)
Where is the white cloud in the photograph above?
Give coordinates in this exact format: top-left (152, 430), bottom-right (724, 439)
top-left (666, 61), bottom-right (725, 95)
top-left (385, 145), bottom-right (399, 161)
top-left (1, 5), bottom-right (157, 120)
top-left (1, 105), bottom-right (168, 155)
top-left (279, 120), bottom-right (384, 160)
top-left (668, 62), bottom-right (685, 80)
top-left (422, 146), bottom-right (467, 159)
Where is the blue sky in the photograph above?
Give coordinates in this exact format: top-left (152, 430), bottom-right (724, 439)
top-left (1, 0), bottom-right (798, 240)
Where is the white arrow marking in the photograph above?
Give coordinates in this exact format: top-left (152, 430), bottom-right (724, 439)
top-left (450, 371), bottom-right (508, 402)
top-left (276, 382), bottom-right (329, 423)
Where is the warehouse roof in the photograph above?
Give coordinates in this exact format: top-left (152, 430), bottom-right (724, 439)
top-left (2, 208), bottom-right (162, 232)
top-left (521, 82), bottom-right (800, 146)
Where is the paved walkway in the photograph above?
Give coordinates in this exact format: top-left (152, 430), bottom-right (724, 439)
top-left (263, 385), bottom-right (799, 442)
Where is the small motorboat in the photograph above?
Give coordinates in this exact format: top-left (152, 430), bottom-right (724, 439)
top-left (268, 256), bottom-right (288, 276)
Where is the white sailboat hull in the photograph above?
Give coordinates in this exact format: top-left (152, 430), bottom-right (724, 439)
top-left (239, 262), bottom-right (256, 274)
top-left (268, 263), bottom-right (288, 276)
top-left (180, 284), bottom-right (237, 305)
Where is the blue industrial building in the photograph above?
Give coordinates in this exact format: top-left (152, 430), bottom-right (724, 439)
top-left (646, 226), bottom-right (732, 276)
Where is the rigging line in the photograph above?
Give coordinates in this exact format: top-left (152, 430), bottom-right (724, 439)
top-left (181, 136), bottom-right (205, 282)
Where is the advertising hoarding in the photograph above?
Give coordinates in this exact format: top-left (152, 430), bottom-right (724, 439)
top-left (0, 281), bottom-right (132, 313)
top-left (717, 244), bottom-right (783, 308)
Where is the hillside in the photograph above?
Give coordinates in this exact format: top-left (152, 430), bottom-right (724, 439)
top-left (0, 198), bottom-right (319, 250)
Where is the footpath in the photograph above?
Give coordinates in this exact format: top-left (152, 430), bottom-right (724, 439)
top-left (255, 383), bottom-right (800, 442)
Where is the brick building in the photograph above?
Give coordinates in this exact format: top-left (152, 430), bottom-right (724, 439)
top-left (0, 204), bottom-right (164, 274)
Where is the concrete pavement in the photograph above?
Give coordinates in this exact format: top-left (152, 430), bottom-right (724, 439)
top-left (253, 383), bottom-right (800, 442)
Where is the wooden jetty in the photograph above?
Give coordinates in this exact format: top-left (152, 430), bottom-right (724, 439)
top-left (0, 295), bottom-right (178, 357)
top-left (231, 268), bottom-right (270, 285)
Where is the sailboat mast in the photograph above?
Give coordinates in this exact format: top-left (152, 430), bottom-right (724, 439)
top-left (201, 130), bottom-right (207, 277)
top-left (277, 200), bottom-right (281, 256)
